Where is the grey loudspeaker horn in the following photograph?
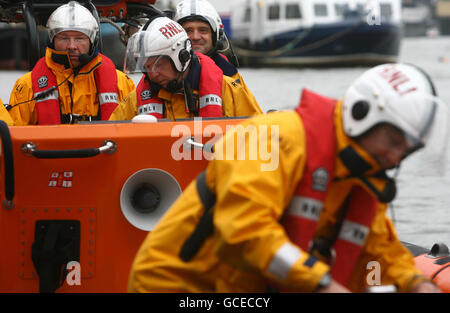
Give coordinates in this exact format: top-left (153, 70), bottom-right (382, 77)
top-left (120, 168), bottom-right (182, 231)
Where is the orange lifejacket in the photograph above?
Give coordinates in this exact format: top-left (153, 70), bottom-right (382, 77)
top-left (282, 89), bottom-right (378, 286)
top-left (135, 52), bottom-right (223, 118)
top-left (31, 54), bottom-right (119, 124)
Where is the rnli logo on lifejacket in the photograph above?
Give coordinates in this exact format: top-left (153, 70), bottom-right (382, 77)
top-left (38, 75), bottom-right (48, 89)
top-left (141, 89), bottom-right (152, 101)
top-left (312, 167), bottom-right (329, 192)
top-left (159, 22), bottom-right (184, 39)
top-left (48, 171), bottom-right (73, 188)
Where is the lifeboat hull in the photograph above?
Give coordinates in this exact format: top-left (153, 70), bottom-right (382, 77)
top-left (0, 119), bottom-right (243, 293)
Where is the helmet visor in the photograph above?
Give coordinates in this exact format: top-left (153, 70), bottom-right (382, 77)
top-left (123, 32), bottom-right (176, 74)
top-left (123, 31), bottom-right (147, 74)
top-left (400, 95), bottom-right (450, 175)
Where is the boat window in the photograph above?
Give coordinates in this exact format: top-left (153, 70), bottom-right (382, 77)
top-left (314, 4), bottom-right (328, 17)
top-left (357, 3), bottom-right (365, 14)
top-left (286, 3), bottom-right (302, 19)
top-left (268, 4), bottom-right (280, 20)
top-left (335, 3), bottom-right (349, 16)
top-left (243, 7), bottom-right (251, 22)
top-left (380, 3), bottom-right (392, 21)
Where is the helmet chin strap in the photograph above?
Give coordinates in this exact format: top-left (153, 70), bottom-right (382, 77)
top-left (165, 78), bottom-right (183, 93)
top-left (165, 59), bottom-right (198, 116)
top-left (338, 145), bottom-right (398, 203)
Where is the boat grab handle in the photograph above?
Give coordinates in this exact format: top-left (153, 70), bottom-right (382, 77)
top-left (184, 137), bottom-right (214, 154)
top-left (21, 140), bottom-right (117, 159)
top-left (0, 120), bottom-right (15, 210)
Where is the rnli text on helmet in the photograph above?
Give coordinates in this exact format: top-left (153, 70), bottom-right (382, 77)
top-left (159, 22), bottom-right (184, 39)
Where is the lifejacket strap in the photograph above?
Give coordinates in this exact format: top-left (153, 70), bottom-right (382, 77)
top-left (179, 171), bottom-right (216, 262)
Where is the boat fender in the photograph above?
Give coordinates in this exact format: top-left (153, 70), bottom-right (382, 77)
top-left (131, 114), bottom-right (158, 123)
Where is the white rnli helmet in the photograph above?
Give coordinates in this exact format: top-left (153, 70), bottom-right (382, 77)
top-left (174, 0), bottom-right (224, 47)
top-left (124, 16), bottom-right (192, 74)
top-left (342, 63), bottom-right (442, 149)
top-left (47, 1), bottom-right (99, 44)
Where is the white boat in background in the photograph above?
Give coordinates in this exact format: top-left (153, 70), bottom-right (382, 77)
top-left (230, 0), bottom-right (403, 66)
top-left (402, 0), bottom-right (435, 37)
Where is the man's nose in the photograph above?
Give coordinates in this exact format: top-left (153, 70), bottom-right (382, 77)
top-left (147, 70), bottom-right (159, 79)
top-left (191, 30), bottom-right (201, 40)
top-left (67, 38), bottom-right (78, 49)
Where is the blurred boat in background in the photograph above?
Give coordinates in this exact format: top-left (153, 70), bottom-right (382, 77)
top-left (229, 0), bottom-right (402, 67)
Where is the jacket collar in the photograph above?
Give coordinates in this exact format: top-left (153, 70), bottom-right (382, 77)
top-left (210, 52), bottom-right (238, 77)
top-left (45, 47), bottom-right (101, 75)
top-left (185, 53), bottom-right (201, 91)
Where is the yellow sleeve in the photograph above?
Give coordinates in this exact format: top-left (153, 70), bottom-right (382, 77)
top-left (8, 72), bottom-right (37, 125)
top-left (221, 75), bottom-right (263, 117)
top-left (116, 70), bottom-right (136, 101)
top-left (109, 89), bottom-right (138, 121)
top-left (211, 112), bottom-right (329, 292)
top-left (0, 98), bottom-right (14, 126)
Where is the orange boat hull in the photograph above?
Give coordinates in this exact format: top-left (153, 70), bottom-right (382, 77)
top-left (415, 254), bottom-right (450, 293)
top-left (0, 119), bottom-right (243, 292)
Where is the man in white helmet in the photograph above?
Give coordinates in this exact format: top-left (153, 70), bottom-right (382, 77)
top-left (109, 16), bottom-right (261, 120)
top-left (173, 0), bottom-right (257, 104)
top-left (129, 63), bottom-right (445, 293)
top-left (7, 1), bottom-right (135, 125)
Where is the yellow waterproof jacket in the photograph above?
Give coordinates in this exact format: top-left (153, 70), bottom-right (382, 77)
top-left (128, 101), bottom-right (425, 293)
top-left (109, 75), bottom-right (262, 121)
top-left (211, 52), bottom-right (260, 114)
top-left (8, 47), bottom-right (135, 125)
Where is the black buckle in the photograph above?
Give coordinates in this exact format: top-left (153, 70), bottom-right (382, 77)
top-left (62, 114), bottom-right (97, 124)
top-left (309, 238), bottom-right (336, 266)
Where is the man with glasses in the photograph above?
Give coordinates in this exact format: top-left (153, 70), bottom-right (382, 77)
top-left (7, 1), bottom-right (135, 125)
